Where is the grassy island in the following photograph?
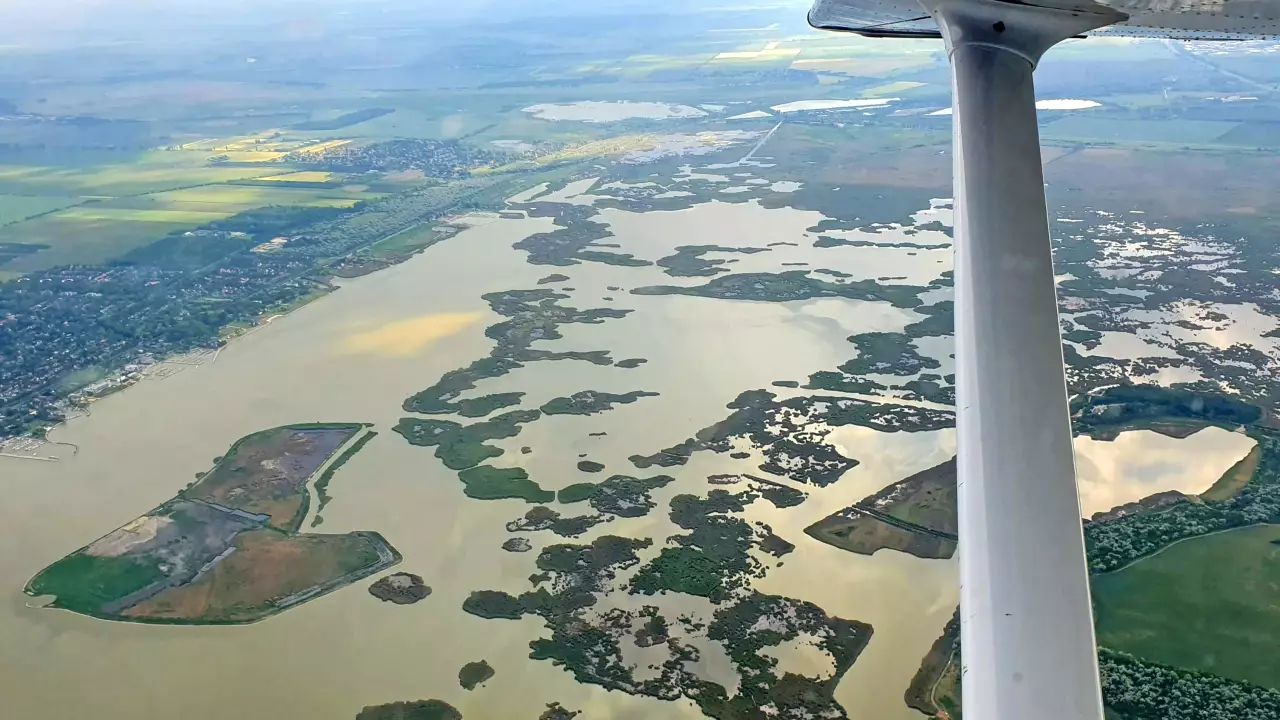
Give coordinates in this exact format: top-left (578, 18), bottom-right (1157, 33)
top-left (26, 424), bottom-right (398, 624)
top-left (806, 458), bottom-right (958, 559)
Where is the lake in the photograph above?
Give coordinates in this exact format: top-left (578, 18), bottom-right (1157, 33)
top-left (0, 186), bottom-right (1252, 720)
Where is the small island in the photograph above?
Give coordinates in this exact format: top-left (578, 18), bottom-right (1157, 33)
top-left (554, 474), bottom-right (675, 517)
top-left (502, 537), bottom-right (532, 553)
top-left (25, 424), bottom-right (398, 624)
top-left (634, 611), bottom-right (669, 646)
top-left (655, 244), bottom-right (769, 277)
top-left (506, 506), bottom-right (608, 537)
top-left (539, 704), bottom-right (581, 720)
top-left (540, 390), bottom-right (658, 416)
top-left (356, 699), bottom-right (462, 720)
top-left (392, 410), bottom-right (541, 471)
top-left (630, 270), bottom-right (926, 309)
top-left (458, 465), bottom-right (556, 503)
top-left (369, 572), bottom-right (431, 604)
top-left (577, 460), bottom-right (605, 473)
top-left (458, 660), bottom-right (495, 690)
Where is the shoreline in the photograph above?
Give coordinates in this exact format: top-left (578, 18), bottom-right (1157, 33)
top-left (22, 532), bottom-right (401, 628)
top-left (0, 206), bottom-right (504, 451)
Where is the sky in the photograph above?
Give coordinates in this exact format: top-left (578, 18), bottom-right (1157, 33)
top-left (0, 0), bottom-right (808, 49)
top-left (0, 0), bottom-right (468, 45)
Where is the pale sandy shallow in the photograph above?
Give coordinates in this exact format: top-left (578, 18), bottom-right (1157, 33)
top-left (0, 197), bottom-right (1254, 720)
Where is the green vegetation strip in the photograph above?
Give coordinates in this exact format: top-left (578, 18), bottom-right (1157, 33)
top-left (311, 430), bottom-right (380, 526)
top-left (1099, 648), bottom-right (1280, 719)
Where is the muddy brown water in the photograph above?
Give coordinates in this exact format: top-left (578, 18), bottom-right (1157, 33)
top-left (0, 200), bottom-right (1245, 720)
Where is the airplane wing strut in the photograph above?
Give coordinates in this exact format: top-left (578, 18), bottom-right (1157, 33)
top-left (808, 0), bottom-right (1280, 717)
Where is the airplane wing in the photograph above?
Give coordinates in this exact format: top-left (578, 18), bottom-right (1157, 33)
top-left (805, 1), bottom-right (1280, 719)
top-left (811, 0), bottom-right (1280, 40)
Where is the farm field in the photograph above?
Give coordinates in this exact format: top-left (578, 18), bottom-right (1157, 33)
top-left (0, 142), bottom-right (386, 273)
top-left (1040, 116), bottom-right (1242, 145)
top-left (2, 213), bottom-right (198, 271)
top-left (101, 185), bottom-right (368, 212)
top-left (0, 195), bottom-right (89, 225)
top-left (255, 171), bottom-right (336, 183)
top-left (1216, 121), bottom-right (1280, 147)
top-left (0, 151), bottom-right (280, 197)
top-left (1092, 524), bottom-right (1280, 690)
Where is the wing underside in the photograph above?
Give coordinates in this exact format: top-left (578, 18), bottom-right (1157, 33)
top-left (810, 0), bottom-right (1280, 40)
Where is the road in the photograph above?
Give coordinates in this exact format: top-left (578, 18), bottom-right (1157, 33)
top-left (736, 121), bottom-right (783, 165)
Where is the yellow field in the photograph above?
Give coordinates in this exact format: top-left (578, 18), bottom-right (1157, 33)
top-left (480, 135), bottom-right (659, 173)
top-left (54, 206), bottom-right (232, 223)
top-left (257, 171), bottom-right (334, 182)
top-left (103, 184), bottom-right (370, 212)
top-left (0, 139), bottom-right (377, 274)
top-left (179, 138), bottom-right (236, 151)
top-left (0, 151), bottom-right (280, 197)
top-left (152, 185), bottom-right (291, 205)
top-left (861, 81), bottom-right (927, 97)
top-left (790, 56), bottom-right (939, 76)
top-left (183, 137), bottom-right (267, 152)
top-left (317, 198), bottom-right (361, 208)
top-left (293, 139), bottom-right (351, 154)
top-left (218, 151), bottom-right (287, 163)
top-left (714, 48), bottom-right (802, 61)
top-left (182, 130), bottom-right (345, 157)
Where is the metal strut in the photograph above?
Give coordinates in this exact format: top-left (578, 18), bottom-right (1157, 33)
top-left (917, 0), bottom-right (1123, 718)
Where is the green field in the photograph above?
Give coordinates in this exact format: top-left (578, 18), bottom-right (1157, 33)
top-left (2, 213), bottom-right (197, 272)
top-left (55, 206), bottom-right (231, 224)
top-left (0, 148), bottom-right (383, 273)
top-left (1216, 121), bottom-right (1280, 148)
top-left (0, 151), bottom-right (280, 197)
top-left (365, 222), bottom-right (452, 258)
top-left (0, 195), bottom-right (88, 225)
top-left (859, 81), bottom-right (928, 97)
top-left (1041, 116), bottom-right (1240, 145)
top-left (100, 185), bottom-right (370, 212)
top-left (301, 108), bottom-right (479, 140)
top-left (1093, 524), bottom-right (1280, 690)
top-left (27, 552), bottom-right (167, 612)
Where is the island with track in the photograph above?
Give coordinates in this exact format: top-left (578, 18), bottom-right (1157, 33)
top-left (805, 458), bottom-right (958, 560)
top-left (25, 423), bottom-right (398, 624)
